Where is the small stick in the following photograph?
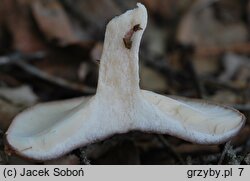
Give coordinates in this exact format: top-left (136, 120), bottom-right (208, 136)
top-left (16, 61), bottom-right (95, 94)
top-left (0, 51), bottom-right (45, 65)
top-left (0, 52), bottom-right (95, 94)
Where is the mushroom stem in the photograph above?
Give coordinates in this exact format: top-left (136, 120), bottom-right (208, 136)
top-left (97, 3), bottom-right (147, 97)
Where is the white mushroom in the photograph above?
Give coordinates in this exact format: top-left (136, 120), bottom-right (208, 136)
top-left (6, 3), bottom-right (245, 161)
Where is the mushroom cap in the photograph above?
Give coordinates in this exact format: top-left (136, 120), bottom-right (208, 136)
top-left (141, 90), bottom-right (245, 144)
top-left (5, 3), bottom-right (245, 161)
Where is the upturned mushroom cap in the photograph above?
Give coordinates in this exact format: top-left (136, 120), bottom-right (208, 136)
top-left (6, 3), bottom-right (245, 161)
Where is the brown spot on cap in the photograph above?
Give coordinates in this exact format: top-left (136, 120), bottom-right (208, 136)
top-left (123, 24), bottom-right (143, 49)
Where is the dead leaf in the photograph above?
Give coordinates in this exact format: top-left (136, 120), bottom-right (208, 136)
top-left (62, 0), bottom-right (121, 33)
top-left (1, 0), bottom-right (45, 53)
top-left (31, 0), bottom-right (90, 46)
top-left (177, 1), bottom-right (248, 47)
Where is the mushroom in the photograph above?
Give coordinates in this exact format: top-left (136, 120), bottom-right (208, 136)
top-left (5, 3), bottom-right (245, 161)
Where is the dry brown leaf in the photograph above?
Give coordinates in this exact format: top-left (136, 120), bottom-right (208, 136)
top-left (31, 0), bottom-right (90, 46)
top-left (1, 0), bottom-right (45, 53)
top-left (177, 1), bottom-right (248, 47)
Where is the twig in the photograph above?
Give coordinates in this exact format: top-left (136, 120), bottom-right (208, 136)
top-left (0, 51), bottom-right (45, 65)
top-left (0, 52), bottom-right (95, 94)
top-left (157, 135), bottom-right (185, 164)
top-left (16, 61), bottom-right (95, 94)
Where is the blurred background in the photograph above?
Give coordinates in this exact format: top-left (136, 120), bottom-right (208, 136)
top-left (0, 0), bottom-right (249, 164)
